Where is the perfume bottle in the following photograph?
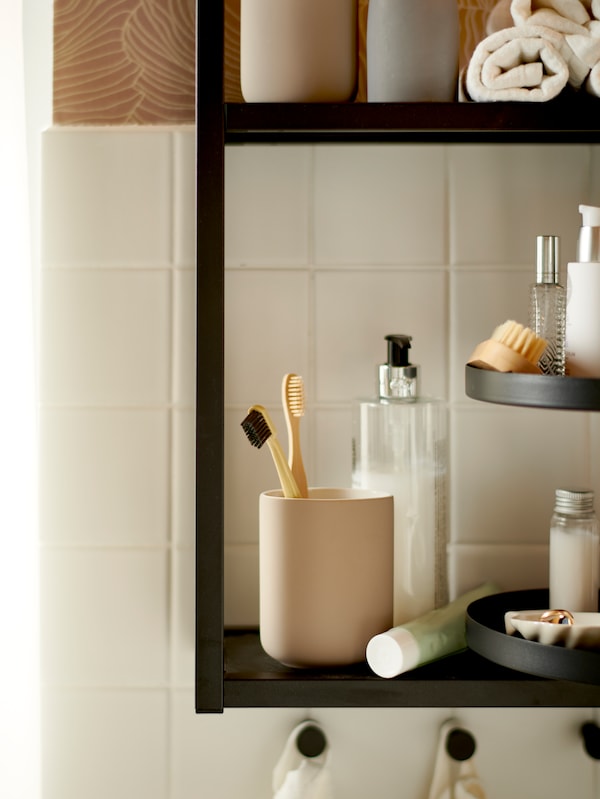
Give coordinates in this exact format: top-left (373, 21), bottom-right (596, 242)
top-left (528, 234), bottom-right (565, 375)
top-left (352, 335), bottom-right (448, 626)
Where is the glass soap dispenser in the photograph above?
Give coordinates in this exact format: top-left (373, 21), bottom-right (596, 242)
top-left (528, 234), bottom-right (565, 375)
top-left (352, 335), bottom-right (448, 626)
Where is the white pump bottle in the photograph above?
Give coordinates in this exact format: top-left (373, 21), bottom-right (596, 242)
top-left (565, 204), bottom-right (600, 377)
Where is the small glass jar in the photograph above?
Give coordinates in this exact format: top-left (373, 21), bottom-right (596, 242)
top-left (549, 488), bottom-right (600, 612)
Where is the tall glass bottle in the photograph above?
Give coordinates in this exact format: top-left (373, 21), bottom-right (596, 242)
top-left (352, 335), bottom-right (448, 626)
top-left (528, 234), bottom-right (566, 375)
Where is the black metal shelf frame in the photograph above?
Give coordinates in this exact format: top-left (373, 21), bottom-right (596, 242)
top-left (225, 96), bottom-right (600, 144)
top-left (222, 630), bottom-right (600, 707)
top-left (195, 0), bottom-right (600, 712)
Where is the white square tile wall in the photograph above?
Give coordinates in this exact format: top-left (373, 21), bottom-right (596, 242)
top-left (42, 128), bottom-right (173, 267)
top-left (40, 127), bottom-right (195, 799)
top-left (226, 142), bottom-right (600, 603)
top-left (314, 145), bottom-right (448, 265)
top-left (40, 128), bottom-right (600, 798)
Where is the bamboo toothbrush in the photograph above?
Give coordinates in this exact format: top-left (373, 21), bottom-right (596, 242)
top-left (241, 404), bottom-right (302, 498)
top-left (468, 319), bottom-right (548, 374)
top-left (282, 373), bottom-right (309, 498)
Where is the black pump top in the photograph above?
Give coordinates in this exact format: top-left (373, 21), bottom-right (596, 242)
top-left (379, 334), bottom-right (418, 400)
top-left (386, 334), bottom-right (412, 367)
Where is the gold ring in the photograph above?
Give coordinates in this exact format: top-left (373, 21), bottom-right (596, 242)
top-left (540, 609), bottom-right (575, 625)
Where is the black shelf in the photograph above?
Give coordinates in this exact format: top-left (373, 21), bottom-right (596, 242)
top-left (225, 97), bottom-right (600, 144)
top-left (465, 364), bottom-right (600, 410)
top-left (223, 630), bottom-right (600, 707)
top-left (195, 0), bottom-right (600, 712)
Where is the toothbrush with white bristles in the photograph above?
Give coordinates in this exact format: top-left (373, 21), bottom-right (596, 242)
top-left (241, 404), bottom-right (302, 498)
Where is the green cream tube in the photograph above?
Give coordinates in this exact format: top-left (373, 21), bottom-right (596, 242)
top-left (366, 582), bottom-right (498, 678)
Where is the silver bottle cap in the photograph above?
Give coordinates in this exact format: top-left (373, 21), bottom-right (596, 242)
top-left (554, 488), bottom-right (595, 514)
top-left (536, 235), bottom-right (560, 283)
top-left (378, 363), bottom-right (419, 399)
top-left (577, 227), bottom-right (600, 262)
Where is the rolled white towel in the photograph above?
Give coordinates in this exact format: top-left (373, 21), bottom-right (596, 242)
top-left (565, 32), bottom-right (600, 83)
top-left (464, 25), bottom-right (569, 101)
top-left (590, 1), bottom-right (600, 31)
top-left (586, 59), bottom-right (600, 93)
top-left (575, 0), bottom-right (600, 92)
top-left (510, 0), bottom-right (597, 87)
top-left (511, 0), bottom-right (591, 33)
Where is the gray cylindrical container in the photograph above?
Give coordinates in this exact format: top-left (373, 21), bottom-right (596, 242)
top-left (366, 0), bottom-right (459, 101)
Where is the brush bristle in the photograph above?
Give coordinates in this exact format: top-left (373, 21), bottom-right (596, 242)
top-left (241, 407), bottom-right (273, 448)
top-left (491, 320), bottom-right (548, 366)
top-left (285, 374), bottom-right (305, 417)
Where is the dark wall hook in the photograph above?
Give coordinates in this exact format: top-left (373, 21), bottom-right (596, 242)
top-left (446, 727), bottom-right (476, 762)
top-left (581, 722), bottom-right (600, 760)
top-left (296, 723), bottom-right (327, 758)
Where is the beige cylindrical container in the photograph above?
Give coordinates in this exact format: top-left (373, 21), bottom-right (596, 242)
top-left (240, 0), bottom-right (358, 102)
top-left (259, 487), bottom-right (393, 667)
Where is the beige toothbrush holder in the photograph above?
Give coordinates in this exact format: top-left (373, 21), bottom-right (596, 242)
top-left (259, 487), bottom-right (393, 668)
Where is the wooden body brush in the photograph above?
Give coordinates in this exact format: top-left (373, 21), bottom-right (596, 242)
top-left (468, 320), bottom-right (548, 374)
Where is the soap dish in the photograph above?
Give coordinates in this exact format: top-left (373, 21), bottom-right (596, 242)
top-left (505, 610), bottom-right (600, 650)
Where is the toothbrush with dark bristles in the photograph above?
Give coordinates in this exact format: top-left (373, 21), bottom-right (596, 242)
top-left (241, 404), bottom-right (302, 498)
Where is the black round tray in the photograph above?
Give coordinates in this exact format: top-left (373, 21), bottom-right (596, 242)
top-left (465, 364), bottom-right (600, 410)
top-left (466, 589), bottom-right (600, 685)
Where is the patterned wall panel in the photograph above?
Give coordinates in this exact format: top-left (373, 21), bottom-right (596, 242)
top-left (53, 0), bottom-right (196, 124)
